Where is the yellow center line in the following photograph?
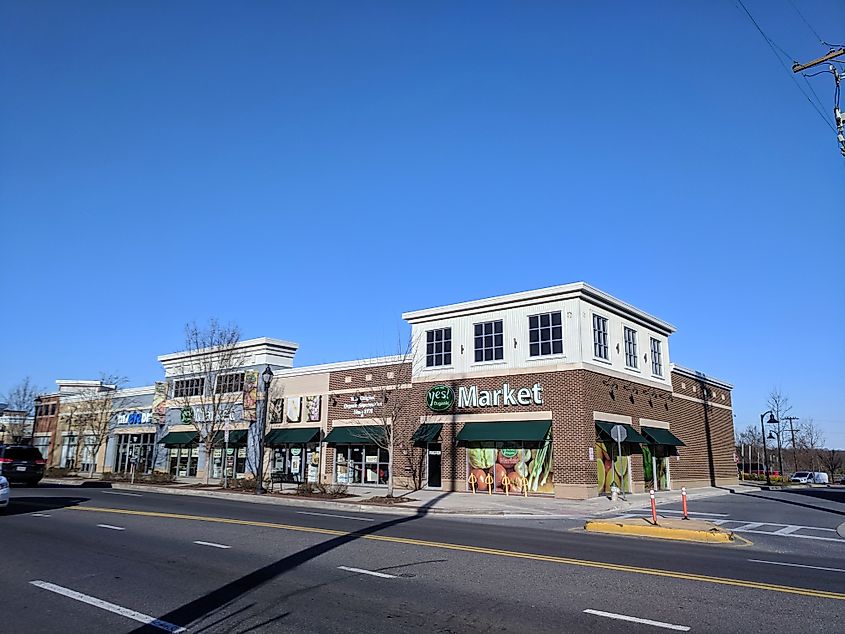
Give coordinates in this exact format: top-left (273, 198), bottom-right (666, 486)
top-left (69, 505), bottom-right (845, 601)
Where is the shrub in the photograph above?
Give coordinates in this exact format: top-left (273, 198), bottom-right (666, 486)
top-left (45, 467), bottom-right (72, 478)
top-left (328, 484), bottom-right (348, 497)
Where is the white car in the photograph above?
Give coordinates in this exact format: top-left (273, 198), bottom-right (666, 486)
top-left (0, 475), bottom-right (9, 512)
top-left (790, 471), bottom-right (813, 483)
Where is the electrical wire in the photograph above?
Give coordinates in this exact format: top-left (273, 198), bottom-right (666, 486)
top-left (802, 75), bottom-right (829, 114)
top-left (734, 0), bottom-right (837, 133)
top-left (786, 0), bottom-right (845, 49)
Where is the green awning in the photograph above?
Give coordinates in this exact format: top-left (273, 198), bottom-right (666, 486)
top-left (265, 427), bottom-right (321, 445)
top-left (641, 426), bottom-right (685, 446)
top-left (324, 425), bottom-right (385, 444)
top-left (595, 421), bottom-right (648, 444)
top-left (456, 421), bottom-right (551, 443)
top-left (159, 431), bottom-right (198, 446)
top-left (211, 429), bottom-right (248, 446)
top-left (411, 423), bottom-right (442, 445)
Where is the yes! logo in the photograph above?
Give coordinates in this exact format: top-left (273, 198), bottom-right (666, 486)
top-left (426, 385), bottom-right (454, 412)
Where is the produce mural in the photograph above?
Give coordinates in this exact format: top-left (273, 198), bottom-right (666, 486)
top-left (466, 439), bottom-right (554, 494)
top-left (286, 397), bottom-right (302, 423)
top-left (642, 444), bottom-right (669, 490)
top-left (595, 441), bottom-right (631, 494)
top-left (242, 371), bottom-right (258, 421)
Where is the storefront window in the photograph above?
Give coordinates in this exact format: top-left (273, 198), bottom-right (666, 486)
top-left (168, 446), bottom-right (198, 477)
top-left (335, 444), bottom-right (389, 485)
top-left (271, 444), bottom-right (320, 483)
top-left (114, 433), bottom-right (156, 474)
top-left (466, 441), bottom-right (554, 495)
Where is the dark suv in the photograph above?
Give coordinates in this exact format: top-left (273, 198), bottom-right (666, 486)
top-left (0, 445), bottom-right (46, 486)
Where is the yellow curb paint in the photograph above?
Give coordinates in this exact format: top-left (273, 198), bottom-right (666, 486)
top-left (69, 506), bottom-right (844, 602)
top-left (583, 520), bottom-right (733, 543)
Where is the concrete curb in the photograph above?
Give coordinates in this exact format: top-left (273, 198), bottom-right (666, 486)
top-left (40, 479), bottom-right (559, 517)
top-left (584, 518), bottom-right (734, 543)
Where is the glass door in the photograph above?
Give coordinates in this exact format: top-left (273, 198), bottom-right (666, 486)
top-left (427, 443), bottom-right (442, 488)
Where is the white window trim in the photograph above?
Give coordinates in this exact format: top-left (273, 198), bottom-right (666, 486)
top-left (591, 312), bottom-right (610, 362)
top-left (623, 325), bottom-right (639, 370)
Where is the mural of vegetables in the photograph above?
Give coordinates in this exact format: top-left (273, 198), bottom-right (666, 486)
top-left (466, 437), bottom-right (554, 495)
top-left (595, 441), bottom-right (630, 494)
top-left (306, 395), bottom-right (321, 422)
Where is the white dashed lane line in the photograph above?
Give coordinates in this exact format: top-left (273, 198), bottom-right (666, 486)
top-left (194, 541), bottom-right (231, 549)
top-left (583, 609), bottom-right (690, 631)
top-left (748, 559), bottom-right (845, 574)
top-left (97, 524), bottom-right (125, 531)
top-left (30, 580), bottom-right (185, 633)
top-left (337, 566), bottom-right (397, 579)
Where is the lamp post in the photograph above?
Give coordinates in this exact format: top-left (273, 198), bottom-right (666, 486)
top-left (256, 365), bottom-right (273, 495)
top-left (759, 411), bottom-right (777, 485)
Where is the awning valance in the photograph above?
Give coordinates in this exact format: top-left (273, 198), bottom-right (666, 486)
top-left (265, 427), bottom-right (321, 445)
top-left (159, 431), bottom-right (198, 447)
top-left (324, 425), bottom-right (385, 444)
top-left (641, 426), bottom-right (685, 446)
top-left (211, 430), bottom-right (248, 446)
top-left (595, 421), bottom-right (648, 444)
top-left (456, 421), bottom-right (551, 443)
top-left (411, 423), bottom-right (442, 445)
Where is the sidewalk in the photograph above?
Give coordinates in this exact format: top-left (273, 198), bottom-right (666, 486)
top-left (39, 477), bottom-right (733, 517)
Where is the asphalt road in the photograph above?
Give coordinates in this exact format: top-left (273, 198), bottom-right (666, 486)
top-left (1, 485), bottom-right (843, 633)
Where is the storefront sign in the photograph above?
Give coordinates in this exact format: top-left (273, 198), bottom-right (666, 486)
top-left (426, 386), bottom-right (454, 412)
top-left (115, 411), bottom-right (152, 425)
top-left (342, 394), bottom-right (383, 418)
top-left (426, 382), bottom-right (544, 411)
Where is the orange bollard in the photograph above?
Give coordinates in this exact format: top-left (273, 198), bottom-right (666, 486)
top-left (650, 489), bottom-right (658, 525)
top-left (681, 486), bottom-right (689, 520)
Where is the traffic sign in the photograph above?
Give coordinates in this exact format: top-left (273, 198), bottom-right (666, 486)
top-left (610, 425), bottom-right (627, 443)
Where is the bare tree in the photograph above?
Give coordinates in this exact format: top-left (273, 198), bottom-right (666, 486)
top-left (81, 374), bottom-right (129, 476)
top-left (175, 319), bottom-right (245, 484)
top-left (820, 449), bottom-right (842, 478)
top-left (766, 388), bottom-right (792, 474)
top-left (348, 337), bottom-right (429, 498)
top-left (2, 377), bottom-right (41, 442)
top-left (736, 424), bottom-right (763, 472)
top-left (57, 399), bottom-right (87, 471)
top-left (796, 418), bottom-right (825, 473)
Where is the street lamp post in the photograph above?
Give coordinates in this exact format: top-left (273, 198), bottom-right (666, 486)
top-left (256, 365), bottom-right (273, 495)
top-left (759, 411), bottom-right (777, 485)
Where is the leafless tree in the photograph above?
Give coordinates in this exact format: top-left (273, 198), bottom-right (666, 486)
top-left (766, 388), bottom-right (792, 474)
top-left (736, 424), bottom-right (763, 472)
top-left (820, 449), bottom-right (842, 478)
top-left (81, 374), bottom-right (130, 476)
top-left (348, 337), bottom-right (431, 498)
top-left (2, 377), bottom-right (41, 442)
top-left (175, 319), bottom-right (246, 484)
top-left (796, 418), bottom-right (825, 472)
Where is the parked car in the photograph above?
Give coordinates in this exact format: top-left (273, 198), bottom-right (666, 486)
top-left (0, 476), bottom-right (9, 512)
top-left (0, 445), bottom-right (46, 486)
top-left (790, 471), bottom-right (813, 483)
top-left (811, 472), bottom-right (829, 484)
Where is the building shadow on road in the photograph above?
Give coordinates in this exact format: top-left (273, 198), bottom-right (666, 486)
top-left (28, 481), bottom-right (113, 489)
top-left (1, 496), bottom-right (90, 517)
top-left (724, 486), bottom-right (845, 517)
top-left (130, 493), bottom-right (454, 634)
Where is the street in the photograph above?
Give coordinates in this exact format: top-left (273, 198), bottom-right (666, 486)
top-left (1, 485), bottom-right (843, 633)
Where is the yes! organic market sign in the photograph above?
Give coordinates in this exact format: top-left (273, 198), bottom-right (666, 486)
top-left (425, 382), bottom-right (544, 412)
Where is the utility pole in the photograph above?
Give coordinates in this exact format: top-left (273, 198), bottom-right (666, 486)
top-left (792, 48), bottom-right (845, 157)
top-left (783, 416), bottom-right (800, 473)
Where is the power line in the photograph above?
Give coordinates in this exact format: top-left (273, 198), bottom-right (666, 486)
top-left (734, 0), bottom-right (837, 133)
top-left (787, 0), bottom-right (845, 49)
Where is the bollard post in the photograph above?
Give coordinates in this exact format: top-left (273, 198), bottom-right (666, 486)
top-left (681, 486), bottom-right (689, 520)
top-left (485, 473), bottom-right (494, 495)
top-left (650, 488), bottom-right (658, 525)
top-left (468, 473), bottom-right (477, 494)
top-left (502, 475), bottom-right (511, 496)
top-left (521, 476), bottom-right (529, 497)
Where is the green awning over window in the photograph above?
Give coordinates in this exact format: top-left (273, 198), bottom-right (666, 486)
top-left (160, 431), bottom-right (198, 446)
top-left (411, 423), bottom-right (442, 445)
top-left (456, 421), bottom-right (551, 443)
top-left (324, 425), bottom-right (385, 444)
top-left (265, 427), bottom-right (321, 445)
top-left (641, 426), bottom-right (685, 446)
top-left (211, 430), bottom-right (249, 446)
top-left (595, 421), bottom-right (648, 444)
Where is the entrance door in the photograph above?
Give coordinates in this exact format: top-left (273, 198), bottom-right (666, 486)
top-left (427, 443), bottom-right (442, 488)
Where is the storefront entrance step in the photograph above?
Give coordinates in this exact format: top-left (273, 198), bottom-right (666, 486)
top-left (584, 517), bottom-right (735, 543)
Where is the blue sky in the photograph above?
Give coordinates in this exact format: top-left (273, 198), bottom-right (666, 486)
top-left (2, 2), bottom-right (843, 447)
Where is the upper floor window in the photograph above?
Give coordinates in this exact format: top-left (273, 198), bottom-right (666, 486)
top-left (623, 327), bottom-right (638, 369)
top-left (592, 314), bottom-right (609, 360)
top-left (474, 320), bottom-right (504, 362)
top-left (215, 372), bottom-right (245, 394)
top-left (650, 338), bottom-right (663, 376)
top-left (529, 311), bottom-right (563, 357)
top-left (426, 328), bottom-right (452, 367)
top-left (173, 378), bottom-right (205, 398)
